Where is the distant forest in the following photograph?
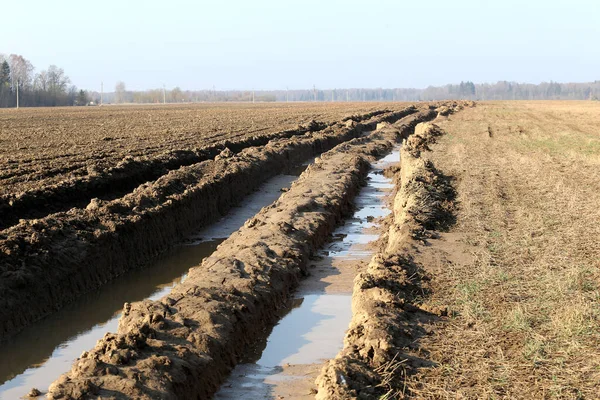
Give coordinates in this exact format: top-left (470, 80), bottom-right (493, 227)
top-left (0, 53), bottom-right (88, 107)
top-left (103, 80), bottom-right (599, 104)
top-left (1, 53), bottom-right (599, 108)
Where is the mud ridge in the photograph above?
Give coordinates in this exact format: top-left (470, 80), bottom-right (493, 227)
top-left (0, 107), bottom-right (422, 342)
top-left (315, 105), bottom-right (472, 399)
top-left (44, 130), bottom-right (391, 399)
top-left (0, 111), bottom-right (388, 231)
top-left (41, 107), bottom-right (446, 399)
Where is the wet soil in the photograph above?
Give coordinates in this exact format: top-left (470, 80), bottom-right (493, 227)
top-left (0, 104), bottom-right (462, 399)
top-left (0, 108), bottom-right (419, 341)
top-left (45, 116), bottom-right (418, 399)
top-left (0, 171), bottom-right (302, 399)
top-left (1, 106), bottom-right (427, 343)
top-left (315, 116), bottom-right (471, 399)
top-left (214, 150), bottom-right (400, 399)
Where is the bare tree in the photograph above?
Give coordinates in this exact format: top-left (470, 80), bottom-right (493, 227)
top-left (34, 70), bottom-right (49, 92)
top-left (9, 54), bottom-right (34, 90)
top-left (115, 81), bottom-right (126, 103)
top-left (47, 65), bottom-right (70, 94)
top-left (171, 86), bottom-right (183, 102)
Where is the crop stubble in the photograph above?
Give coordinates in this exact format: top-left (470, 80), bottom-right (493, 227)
top-left (399, 101), bottom-right (600, 399)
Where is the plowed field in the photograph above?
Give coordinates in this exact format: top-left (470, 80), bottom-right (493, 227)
top-left (0, 103), bottom-right (406, 195)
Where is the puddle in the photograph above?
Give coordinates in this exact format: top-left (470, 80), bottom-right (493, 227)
top-left (215, 149), bottom-right (400, 399)
top-left (190, 174), bottom-right (301, 243)
top-left (0, 172), bottom-right (302, 400)
top-left (214, 294), bottom-right (351, 400)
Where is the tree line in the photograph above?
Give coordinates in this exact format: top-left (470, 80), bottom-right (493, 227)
top-left (0, 53), bottom-right (89, 107)
top-left (1, 53), bottom-right (599, 108)
top-left (101, 80), bottom-right (600, 104)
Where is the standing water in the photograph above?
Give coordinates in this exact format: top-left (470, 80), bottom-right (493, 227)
top-left (0, 172), bottom-right (305, 400)
top-left (215, 149), bottom-right (400, 399)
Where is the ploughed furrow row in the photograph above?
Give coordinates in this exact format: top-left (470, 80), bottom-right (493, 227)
top-left (315, 117), bottom-right (468, 399)
top-left (0, 106), bottom-right (419, 342)
top-left (0, 110), bottom-right (390, 231)
top-left (44, 106), bottom-right (444, 400)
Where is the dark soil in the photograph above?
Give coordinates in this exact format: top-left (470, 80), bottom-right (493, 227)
top-left (0, 107), bottom-right (421, 342)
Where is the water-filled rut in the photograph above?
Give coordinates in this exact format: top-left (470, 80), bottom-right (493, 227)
top-left (0, 171), bottom-right (305, 399)
top-left (214, 150), bottom-right (399, 399)
top-left (0, 107), bottom-right (419, 342)
top-left (39, 107), bottom-right (443, 399)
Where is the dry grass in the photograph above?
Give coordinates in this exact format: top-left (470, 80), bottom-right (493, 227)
top-left (404, 101), bottom-right (600, 399)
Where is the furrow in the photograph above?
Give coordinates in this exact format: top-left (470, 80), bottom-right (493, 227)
top-left (43, 106), bottom-right (442, 400)
top-left (315, 103), bottom-right (473, 399)
top-left (0, 107), bottom-right (418, 341)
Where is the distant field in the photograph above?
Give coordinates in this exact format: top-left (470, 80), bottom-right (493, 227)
top-left (0, 102), bottom-right (406, 195)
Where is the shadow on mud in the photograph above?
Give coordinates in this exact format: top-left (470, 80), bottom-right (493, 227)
top-left (0, 171), bottom-right (306, 399)
top-left (0, 239), bottom-right (222, 398)
top-left (413, 162), bottom-right (457, 238)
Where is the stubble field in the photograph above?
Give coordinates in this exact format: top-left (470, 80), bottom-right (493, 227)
top-left (401, 101), bottom-right (600, 399)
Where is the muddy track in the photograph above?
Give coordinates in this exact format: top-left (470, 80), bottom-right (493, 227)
top-left (41, 106), bottom-right (446, 400)
top-left (0, 111), bottom-right (388, 230)
top-left (315, 113), bottom-right (470, 399)
top-left (0, 107), bottom-right (422, 342)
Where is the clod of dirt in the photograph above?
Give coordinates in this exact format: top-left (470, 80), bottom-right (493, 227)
top-left (436, 105), bottom-right (451, 116)
top-left (86, 198), bottom-right (102, 211)
top-left (403, 122), bottom-right (444, 157)
top-left (215, 147), bottom-right (234, 160)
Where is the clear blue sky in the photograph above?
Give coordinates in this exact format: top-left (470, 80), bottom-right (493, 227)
top-left (2, 0), bottom-right (599, 91)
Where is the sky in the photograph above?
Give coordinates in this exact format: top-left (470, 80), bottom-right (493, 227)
top-left (2, 0), bottom-right (599, 92)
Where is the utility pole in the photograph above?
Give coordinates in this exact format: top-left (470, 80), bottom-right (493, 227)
top-left (313, 85), bottom-right (317, 102)
top-left (100, 81), bottom-right (103, 106)
top-left (16, 80), bottom-right (19, 109)
top-left (252, 89), bottom-right (255, 103)
top-left (163, 84), bottom-right (166, 104)
top-left (286, 87), bottom-right (289, 103)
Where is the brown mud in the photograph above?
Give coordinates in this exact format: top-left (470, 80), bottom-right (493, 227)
top-left (213, 147), bottom-right (405, 400)
top-left (0, 104), bottom-right (402, 196)
top-left (314, 118), bottom-right (467, 399)
top-left (0, 172), bottom-right (308, 399)
top-left (0, 109), bottom-right (393, 230)
top-left (0, 107), bottom-right (419, 341)
top-left (44, 106), bottom-right (448, 399)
